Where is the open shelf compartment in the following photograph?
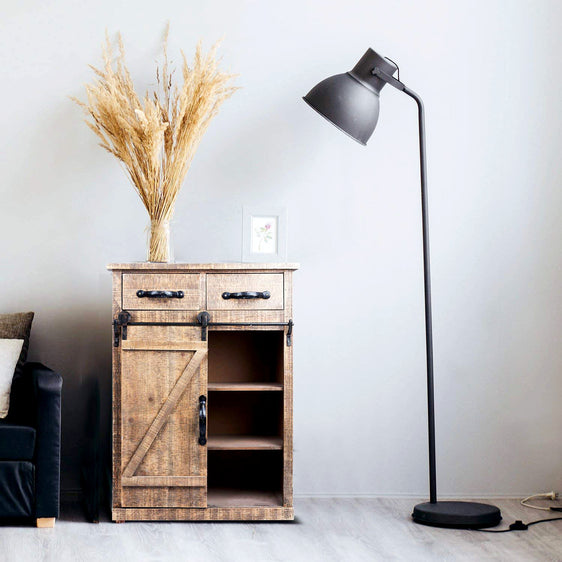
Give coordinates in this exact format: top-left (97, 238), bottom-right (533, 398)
top-left (206, 329), bottom-right (286, 508)
top-left (208, 391), bottom-right (282, 442)
top-left (208, 330), bottom-right (285, 385)
top-left (208, 451), bottom-right (283, 508)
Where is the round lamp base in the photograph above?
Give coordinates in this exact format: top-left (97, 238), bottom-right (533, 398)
top-left (412, 501), bottom-right (502, 529)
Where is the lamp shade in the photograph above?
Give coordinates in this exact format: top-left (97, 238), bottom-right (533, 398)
top-left (303, 48), bottom-right (398, 145)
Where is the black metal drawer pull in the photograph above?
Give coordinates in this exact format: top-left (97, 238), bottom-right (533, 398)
top-left (198, 396), bottom-right (207, 446)
top-left (222, 291), bottom-right (271, 300)
top-left (136, 290), bottom-right (184, 299)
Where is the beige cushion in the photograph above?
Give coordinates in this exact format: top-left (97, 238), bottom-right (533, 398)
top-left (0, 339), bottom-right (24, 418)
top-left (0, 312), bottom-right (34, 378)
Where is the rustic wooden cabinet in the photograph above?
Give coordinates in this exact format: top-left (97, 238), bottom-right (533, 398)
top-left (108, 263), bottom-right (298, 522)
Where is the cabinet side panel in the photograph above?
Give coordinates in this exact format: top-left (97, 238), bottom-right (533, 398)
top-left (112, 271), bottom-right (123, 509)
top-left (283, 271), bottom-right (294, 507)
top-left (283, 271), bottom-right (293, 322)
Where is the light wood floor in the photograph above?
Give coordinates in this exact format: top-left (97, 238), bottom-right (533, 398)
top-left (1, 498), bottom-right (562, 561)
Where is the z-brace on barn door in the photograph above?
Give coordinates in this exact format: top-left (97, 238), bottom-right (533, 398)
top-left (119, 325), bottom-right (207, 508)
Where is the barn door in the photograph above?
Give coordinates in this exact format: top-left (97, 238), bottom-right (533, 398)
top-left (119, 325), bottom-right (207, 508)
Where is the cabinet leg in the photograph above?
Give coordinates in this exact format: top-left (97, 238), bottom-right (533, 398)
top-left (36, 517), bottom-right (55, 528)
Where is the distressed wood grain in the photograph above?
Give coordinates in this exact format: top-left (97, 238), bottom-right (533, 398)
top-left (111, 263), bottom-right (297, 521)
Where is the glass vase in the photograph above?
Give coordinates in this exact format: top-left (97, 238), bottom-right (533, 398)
top-left (147, 219), bottom-right (172, 262)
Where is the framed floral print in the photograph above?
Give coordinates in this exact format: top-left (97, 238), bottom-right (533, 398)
top-left (242, 206), bottom-right (287, 262)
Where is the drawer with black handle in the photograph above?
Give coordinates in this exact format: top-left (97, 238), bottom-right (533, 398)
top-left (206, 273), bottom-right (284, 310)
top-left (122, 273), bottom-right (204, 310)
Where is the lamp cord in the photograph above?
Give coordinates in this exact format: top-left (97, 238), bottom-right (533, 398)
top-left (472, 516), bottom-right (562, 533)
top-left (472, 492), bottom-right (562, 533)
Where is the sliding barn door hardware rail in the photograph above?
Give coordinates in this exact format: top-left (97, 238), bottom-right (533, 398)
top-left (197, 311), bottom-right (210, 341)
top-left (113, 311), bottom-right (132, 347)
top-left (113, 311), bottom-right (294, 347)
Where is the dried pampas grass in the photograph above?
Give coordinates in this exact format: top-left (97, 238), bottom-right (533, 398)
top-left (73, 26), bottom-right (237, 261)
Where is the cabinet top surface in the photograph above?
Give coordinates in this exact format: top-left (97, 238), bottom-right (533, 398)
top-left (107, 262), bottom-right (299, 271)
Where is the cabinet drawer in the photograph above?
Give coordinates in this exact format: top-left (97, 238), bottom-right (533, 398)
top-left (122, 273), bottom-right (204, 310)
top-left (207, 273), bottom-right (284, 310)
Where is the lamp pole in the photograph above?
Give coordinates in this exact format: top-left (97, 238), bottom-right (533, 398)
top-left (372, 68), bottom-right (437, 504)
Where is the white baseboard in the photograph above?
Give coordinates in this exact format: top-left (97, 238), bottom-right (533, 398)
top-left (61, 488), bottom-right (527, 502)
top-left (294, 492), bottom-right (526, 499)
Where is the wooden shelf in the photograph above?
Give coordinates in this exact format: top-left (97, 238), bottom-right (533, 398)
top-left (208, 488), bottom-right (282, 508)
top-left (207, 435), bottom-right (283, 451)
top-left (208, 382), bottom-right (283, 391)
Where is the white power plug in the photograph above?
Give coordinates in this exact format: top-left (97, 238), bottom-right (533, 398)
top-left (521, 491), bottom-right (559, 510)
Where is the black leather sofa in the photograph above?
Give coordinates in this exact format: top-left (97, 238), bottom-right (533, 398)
top-left (0, 363), bottom-right (62, 527)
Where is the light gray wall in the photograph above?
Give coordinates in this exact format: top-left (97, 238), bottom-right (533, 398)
top-left (1, 0), bottom-right (561, 498)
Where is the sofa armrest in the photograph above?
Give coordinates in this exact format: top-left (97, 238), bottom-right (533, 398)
top-left (26, 363), bottom-right (62, 518)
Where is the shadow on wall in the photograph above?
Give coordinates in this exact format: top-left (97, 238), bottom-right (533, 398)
top-left (80, 374), bottom-right (110, 523)
top-left (28, 302), bottom-right (112, 498)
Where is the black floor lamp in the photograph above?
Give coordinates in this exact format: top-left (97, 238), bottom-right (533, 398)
top-left (303, 48), bottom-right (502, 529)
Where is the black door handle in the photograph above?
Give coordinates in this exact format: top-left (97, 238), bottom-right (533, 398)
top-left (198, 396), bottom-right (207, 446)
top-left (136, 290), bottom-right (184, 299)
top-left (222, 291), bottom-right (271, 300)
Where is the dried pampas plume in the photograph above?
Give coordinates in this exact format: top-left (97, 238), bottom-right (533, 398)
top-left (73, 25), bottom-right (238, 261)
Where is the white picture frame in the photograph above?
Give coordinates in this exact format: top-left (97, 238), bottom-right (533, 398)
top-left (242, 206), bottom-right (287, 263)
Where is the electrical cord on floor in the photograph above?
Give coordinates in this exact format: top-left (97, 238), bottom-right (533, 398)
top-left (472, 491), bottom-right (562, 533)
top-left (473, 516), bottom-right (562, 533)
